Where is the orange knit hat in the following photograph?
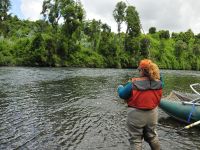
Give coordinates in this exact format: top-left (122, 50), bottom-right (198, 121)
top-left (138, 59), bottom-right (152, 69)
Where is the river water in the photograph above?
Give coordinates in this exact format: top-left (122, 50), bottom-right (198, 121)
top-left (0, 67), bottom-right (200, 150)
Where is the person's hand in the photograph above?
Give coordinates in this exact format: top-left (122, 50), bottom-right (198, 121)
top-left (118, 85), bottom-right (123, 89)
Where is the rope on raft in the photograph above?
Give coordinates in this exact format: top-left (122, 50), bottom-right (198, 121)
top-left (187, 103), bottom-right (195, 123)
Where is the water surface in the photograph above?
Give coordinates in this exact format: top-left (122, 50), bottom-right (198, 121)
top-left (0, 67), bottom-right (200, 150)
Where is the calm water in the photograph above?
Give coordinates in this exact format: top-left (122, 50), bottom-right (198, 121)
top-left (0, 67), bottom-right (200, 150)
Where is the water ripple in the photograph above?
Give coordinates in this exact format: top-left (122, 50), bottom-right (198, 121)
top-left (1, 67), bottom-right (200, 149)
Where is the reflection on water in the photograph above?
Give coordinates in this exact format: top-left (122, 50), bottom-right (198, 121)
top-left (0, 67), bottom-right (200, 150)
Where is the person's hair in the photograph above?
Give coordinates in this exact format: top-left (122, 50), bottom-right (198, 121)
top-left (148, 62), bottom-right (160, 80)
top-left (139, 59), bottom-right (160, 80)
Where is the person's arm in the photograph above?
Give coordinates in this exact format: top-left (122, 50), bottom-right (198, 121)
top-left (117, 82), bottom-right (132, 100)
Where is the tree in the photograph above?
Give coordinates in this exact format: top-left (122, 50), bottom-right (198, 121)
top-left (171, 32), bottom-right (178, 39)
top-left (0, 0), bottom-right (11, 37)
top-left (42, 0), bottom-right (84, 34)
top-left (125, 6), bottom-right (141, 38)
top-left (60, 0), bottom-right (84, 55)
top-left (159, 30), bottom-right (170, 39)
top-left (101, 23), bottom-right (111, 33)
top-left (194, 33), bottom-right (200, 45)
top-left (172, 30), bottom-right (194, 44)
top-left (124, 36), bottom-right (140, 54)
top-left (41, 0), bottom-right (85, 58)
top-left (99, 23), bottom-right (112, 56)
top-left (193, 44), bottom-right (200, 55)
top-left (84, 19), bottom-right (102, 51)
top-left (60, 0), bottom-right (85, 35)
top-left (0, 0), bottom-right (11, 21)
top-left (34, 20), bottom-right (50, 33)
top-left (149, 27), bottom-right (156, 34)
top-left (157, 40), bottom-right (165, 61)
top-left (113, 1), bottom-right (126, 35)
top-left (174, 40), bottom-right (187, 57)
top-left (195, 33), bottom-right (200, 39)
top-left (41, 0), bottom-right (61, 30)
top-left (140, 37), bottom-right (150, 57)
top-left (184, 29), bottom-right (194, 44)
top-left (26, 33), bottom-right (47, 66)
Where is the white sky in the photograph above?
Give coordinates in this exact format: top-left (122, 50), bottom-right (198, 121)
top-left (11, 0), bottom-right (200, 34)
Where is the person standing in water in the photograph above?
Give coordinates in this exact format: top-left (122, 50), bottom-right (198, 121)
top-left (117, 59), bottom-right (163, 150)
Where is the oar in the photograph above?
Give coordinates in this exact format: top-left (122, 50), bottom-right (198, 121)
top-left (164, 120), bottom-right (200, 136)
top-left (178, 120), bottom-right (200, 132)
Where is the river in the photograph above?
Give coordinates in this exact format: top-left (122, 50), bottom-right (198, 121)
top-left (0, 67), bottom-right (200, 150)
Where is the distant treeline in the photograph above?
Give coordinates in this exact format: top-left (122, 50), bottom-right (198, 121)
top-left (1, 0), bottom-right (200, 70)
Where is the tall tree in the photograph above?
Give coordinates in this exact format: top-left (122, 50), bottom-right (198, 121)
top-left (60, 0), bottom-right (85, 56)
top-left (0, 0), bottom-right (11, 37)
top-left (99, 23), bottom-right (112, 56)
top-left (125, 6), bottom-right (141, 38)
top-left (84, 19), bottom-right (102, 51)
top-left (41, 0), bottom-right (85, 58)
top-left (60, 0), bottom-right (84, 38)
top-left (124, 5), bottom-right (141, 52)
top-left (113, 1), bottom-right (126, 35)
top-left (0, 0), bottom-right (11, 21)
top-left (41, 0), bottom-right (61, 31)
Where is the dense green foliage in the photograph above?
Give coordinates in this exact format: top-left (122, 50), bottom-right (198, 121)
top-left (1, 0), bottom-right (200, 70)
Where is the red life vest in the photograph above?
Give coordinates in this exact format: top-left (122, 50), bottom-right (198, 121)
top-left (128, 77), bottom-right (162, 109)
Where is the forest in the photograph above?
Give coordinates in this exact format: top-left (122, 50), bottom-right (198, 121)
top-left (1, 0), bottom-right (200, 70)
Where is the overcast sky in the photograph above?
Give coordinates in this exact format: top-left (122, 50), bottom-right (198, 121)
top-left (10, 0), bottom-right (200, 34)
